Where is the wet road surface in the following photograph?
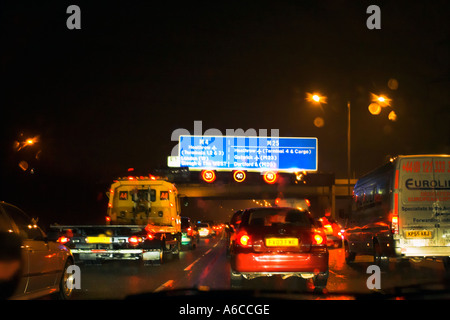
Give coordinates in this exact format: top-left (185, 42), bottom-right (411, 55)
top-left (70, 232), bottom-right (449, 299)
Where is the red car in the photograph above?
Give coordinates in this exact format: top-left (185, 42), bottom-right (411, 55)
top-left (230, 207), bottom-right (329, 290)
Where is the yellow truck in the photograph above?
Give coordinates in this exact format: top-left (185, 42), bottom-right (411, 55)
top-left (50, 176), bottom-right (184, 265)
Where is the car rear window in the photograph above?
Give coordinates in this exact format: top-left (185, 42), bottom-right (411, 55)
top-left (247, 208), bottom-right (312, 227)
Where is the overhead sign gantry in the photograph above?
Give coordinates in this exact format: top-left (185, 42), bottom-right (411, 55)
top-left (178, 135), bottom-right (318, 172)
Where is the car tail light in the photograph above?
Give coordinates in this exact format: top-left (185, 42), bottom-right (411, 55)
top-left (311, 228), bottom-right (326, 246)
top-left (305, 198), bottom-right (311, 207)
top-left (146, 233), bottom-right (154, 240)
top-left (57, 236), bottom-right (70, 244)
top-left (313, 234), bottom-right (324, 245)
top-left (237, 231), bottom-right (251, 247)
top-left (128, 236), bottom-right (143, 245)
top-left (187, 227), bottom-right (193, 236)
top-left (323, 224), bottom-right (333, 233)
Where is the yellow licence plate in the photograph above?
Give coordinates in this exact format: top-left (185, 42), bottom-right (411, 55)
top-left (405, 230), bottom-right (432, 239)
top-left (265, 238), bottom-right (298, 247)
top-left (86, 236), bottom-right (112, 244)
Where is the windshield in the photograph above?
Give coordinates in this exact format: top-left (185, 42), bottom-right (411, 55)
top-left (2, 0), bottom-right (450, 308)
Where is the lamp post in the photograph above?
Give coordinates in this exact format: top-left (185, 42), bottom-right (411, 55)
top-left (307, 92), bottom-right (392, 218)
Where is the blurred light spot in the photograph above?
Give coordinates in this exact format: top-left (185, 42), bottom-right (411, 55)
top-left (19, 161), bottom-right (29, 171)
top-left (370, 93), bottom-right (391, 107)
top-left (306, 92), bottom-right (327, 104)
top-left (368, 103), bottom-right (382, 115)
top-left (313, 117), bottom-right (325, 128)
top-left (388, 110), bottom-right (397, 121)
top-left (388, 78), bottom-right (399, 90)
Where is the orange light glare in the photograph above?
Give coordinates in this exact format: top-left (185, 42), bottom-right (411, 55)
top-left (388, 110), bottom-right (397, 121)
top-left (370, 93), bottom-right (392, 107)
top-left (306, 92), bottom-right (327, 104)
top-left (368, 103), bottom-right (382, 115)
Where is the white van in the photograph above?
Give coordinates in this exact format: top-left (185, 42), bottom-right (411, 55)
top-left (345, 155), bottom-right (450, 272)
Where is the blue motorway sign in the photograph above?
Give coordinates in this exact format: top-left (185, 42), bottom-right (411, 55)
top-left (178, 135), bottom-right (318, 172)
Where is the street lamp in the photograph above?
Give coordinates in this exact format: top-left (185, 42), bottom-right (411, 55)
top-left (306, 92), bottom-right (327, 104)
top-left (369, 93), bottom-right (396, 121)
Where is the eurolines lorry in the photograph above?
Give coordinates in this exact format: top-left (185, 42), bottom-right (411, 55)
top-left (345, 155), bottom-right (450, 273)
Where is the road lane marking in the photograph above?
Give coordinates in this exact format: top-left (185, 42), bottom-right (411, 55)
top-left (184, 241), bottom-right (219, 271)
top-left (184, 257), bottom-right (201, 271)
top-left (153, 279), bottom-right (174, 292)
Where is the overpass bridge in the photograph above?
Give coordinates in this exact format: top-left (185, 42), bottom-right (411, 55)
top-left (154, 169), bottom-right (357, 219)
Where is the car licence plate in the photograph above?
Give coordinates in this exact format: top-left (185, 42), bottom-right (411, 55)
top-left (405, 230), bottom-right (432, 239)
top-left (86, 236), bottom-right (112, 243)
top-left (265, 238), bottom-right (298, 247)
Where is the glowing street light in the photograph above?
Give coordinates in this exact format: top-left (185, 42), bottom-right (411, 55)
top-left (370, 93), bottom-right (392, 107)
top-left (306, 92), bottom-right (327, 104)
top-left (15, 136), bottom-right (39, 151)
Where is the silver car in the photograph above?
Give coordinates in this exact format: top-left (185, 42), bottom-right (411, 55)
top-left (0, 202), bottom-right (74, 300)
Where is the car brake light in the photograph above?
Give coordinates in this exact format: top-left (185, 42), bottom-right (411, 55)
top-left (313, 234), bottom-right (324, 245)
top-left (236, 230), bottom-right (251, 247)
top-left (57, 236), bottom-right (70, 244)
top-left (128, 236), bottom-right (143, 245)
top-left (147, 233), bottom-right (154, 240)
top-left (187, 227), bottom-right (192, 236)
top-left (239, 234), bottom-right (251, 246)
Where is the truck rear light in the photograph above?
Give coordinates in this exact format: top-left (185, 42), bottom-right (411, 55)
top-left (128, 236), bottom-right (143, 245)
top-left (391, 214), bottom-right (399, 234)
top-left (57, 236), bottom-right (70, 244)
top-left (391, 193), bottom-right (399, 234)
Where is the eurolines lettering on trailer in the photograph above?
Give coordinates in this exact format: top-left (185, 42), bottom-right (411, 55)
top-left (405, 179), bottom-right (450, 190)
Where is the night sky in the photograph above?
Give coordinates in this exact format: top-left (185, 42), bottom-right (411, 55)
top-left (1, 1), bottom-right (449, 221)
